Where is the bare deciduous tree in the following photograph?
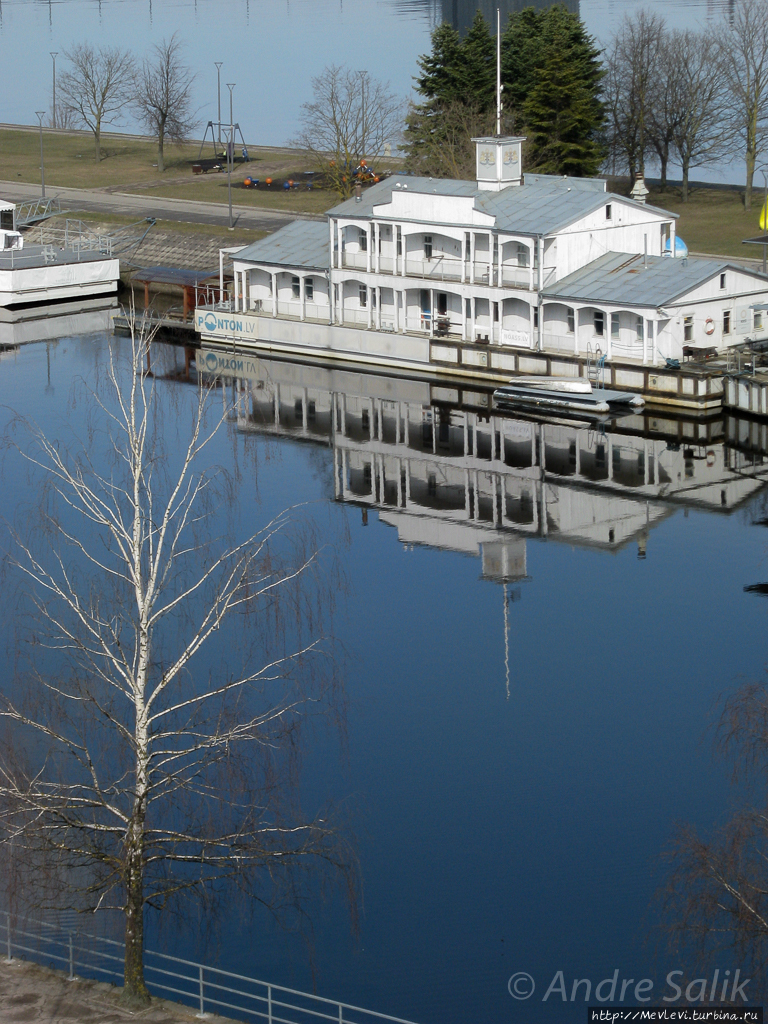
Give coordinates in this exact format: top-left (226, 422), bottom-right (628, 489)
top-left (293, 66), bottom-right (404, 199)
top-left (134, 34), bottom-right (197, 173)
top-left (668, 31), bottom-right (729, 202)
top-left (604, 12), bottom-right (666, 179)
top-left (0, 324), bottom-right (351, 1006)
top-left (665, 680), bottom-right (768, 992)
top-left (404, 98), bottom-right (496, 180)
top-left (58, 43), bottom-right (134, 161)
top-left (715, 0), bottom-right (768, 210)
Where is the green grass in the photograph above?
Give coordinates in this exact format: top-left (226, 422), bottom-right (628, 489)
top-left (644, 185), bottom-right (762, 259)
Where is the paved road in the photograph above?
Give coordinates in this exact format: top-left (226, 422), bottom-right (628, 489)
top-left (0, 180), bottom-right (319, 232)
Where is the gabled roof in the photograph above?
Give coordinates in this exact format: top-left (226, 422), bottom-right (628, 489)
top-left (234, 220), bottom-right (328, 269)
top-left (543, 251), bottom-right (766, 308)
top-left (327, 174), bottom-right (676, 236)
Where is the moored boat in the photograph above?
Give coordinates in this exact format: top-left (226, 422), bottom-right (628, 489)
top-left (493, 376), bottom-right (644, 414)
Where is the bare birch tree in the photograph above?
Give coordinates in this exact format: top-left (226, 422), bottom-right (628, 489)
top-left (134, 34), bottom-right (198, 173)
top-left (0, 323), bottom-right (350, 1006)
top-left (59, 43), bottom-right (134, 161)
top-left (293, 66), bottom-right (404, 199)
top-left (715, 0), bottom-right (768, 210)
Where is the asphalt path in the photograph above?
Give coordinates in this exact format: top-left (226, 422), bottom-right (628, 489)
top-left (0, 180), bottom-right (320, 232)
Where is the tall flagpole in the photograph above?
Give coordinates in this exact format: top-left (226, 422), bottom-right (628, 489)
top-left (496, 7), bottom-right (502, 136)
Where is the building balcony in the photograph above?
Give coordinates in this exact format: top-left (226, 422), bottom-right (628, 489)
top-left (337, 252), bottom-right (538, 290)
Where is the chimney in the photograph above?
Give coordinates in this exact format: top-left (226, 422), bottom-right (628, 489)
top-left (630, 172), bottom-right (649, 204)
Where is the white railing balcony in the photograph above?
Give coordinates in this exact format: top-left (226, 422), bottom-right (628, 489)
top-left (341, 309), bottom-right (371, 326)
top-left (501, 265), bottom-right (533, 288)
top-left (404, 257), bottom-right (464, 282)
top-left (341, 252), bottom-right (369, 271)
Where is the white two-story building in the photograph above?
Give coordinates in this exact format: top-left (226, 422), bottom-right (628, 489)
top-left (198, 137), bottom-right (768, 394)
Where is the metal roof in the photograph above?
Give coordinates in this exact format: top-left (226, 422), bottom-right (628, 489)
top-left (234, 220), bottom-right (328, 269)
top-left (542, 251), bottom-right (746, 307)
top-left (327, 174), bottom-right (676, 236)
top-left (131, 266), bottom-right (219, 286)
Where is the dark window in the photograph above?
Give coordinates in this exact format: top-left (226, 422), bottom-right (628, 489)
top-left (359, 284), bottom-right (367, 307)
top-left (724, 310), bottom-right (731, 335)
top-left (684, 315), bottom-right (693, 342)
top-left (533, 306), bottom-right (539, 329)
top-left (594, 311), bottom-right (604, 336)
top-left (0, 211), bottom-right (12, 231)
top-left (606, 204), bottom-right (612, 221)
top-left (291, 276), bottom-right (300, 299)
top-left (359, 229), bottom-right (367, 252)
top-left (720, 273), bottom-right (726, 289)
top-left (567, 307), bottom-right (575, 333)
top-left (305, 278), bottom-right (314, 301)
top-left (424, 235), bottom-right (433, 259)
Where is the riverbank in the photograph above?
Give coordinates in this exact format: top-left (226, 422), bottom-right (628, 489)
top-left (0, 957), bottom-right (236, 1024)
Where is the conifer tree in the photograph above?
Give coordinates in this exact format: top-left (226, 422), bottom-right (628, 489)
top-left (522, 6), bottom-right (606, 175)
top-left (404, 5), bottom-right (604, 179)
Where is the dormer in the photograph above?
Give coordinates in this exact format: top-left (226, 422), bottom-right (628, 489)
top-left (472, 136), bottom-right (526, 192)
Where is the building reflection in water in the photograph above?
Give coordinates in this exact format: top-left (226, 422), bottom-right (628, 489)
top-left (443, 0), bottom-right (577, 35)
top-left (194, 347), bottom-right (768, 691)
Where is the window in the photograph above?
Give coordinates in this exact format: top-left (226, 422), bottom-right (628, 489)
top-left (636, 316), bottom-right (644, 341)
top-left (567, 307), bottom-right (575, 333)
top-left (723, 310), bottom-right (731, 335)
top-left (465, 232), bottom-right (471, 260)
top-left (605, 204), bottom-right (612, 221)
top-left (493, 301), bottom-right (499, 323)
top-left (359, 229), bottom-right (367, 252)
top-left (517, 242), bottom-right (529, 268)
top-left (359, 284), bottom-right (367, 307)
top-left (397, 227), bottom-right (402, 256)
top-left (720, 273), bottom-right (727, 290)
top-left (611, 313), bottom-right (620, 340)
top-left (0, 211), bottom-right (12, 231)
top-left (291, 276), bottom-right (300, 299)
top-left (424, 235), bottom-right (433, 259)
top-left (684, 315), bottom-right (694, 342)
top-left (533, 306), bottom-right (539, 329)
top-left (305, 277), bottom-right (314, 301)
top-left (755, 311), bottom-right (764, 331)
top-left (594, 311), bottom-right (604, 336)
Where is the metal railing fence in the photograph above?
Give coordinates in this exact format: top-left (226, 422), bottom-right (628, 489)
top-left (0, 911), bottom-right (421, 1024)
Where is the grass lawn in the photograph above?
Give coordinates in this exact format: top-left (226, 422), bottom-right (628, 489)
top-left (644, 185), bottom-right (764, 260)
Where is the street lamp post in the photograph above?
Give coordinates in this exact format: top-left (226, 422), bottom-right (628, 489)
top-left (214, 62), bottom-right (223, 148)
top-left (226, 83), bottom-right (235, 231)
top-left (36, 111), bottom-right (46, 198)
top-left (50, 52), bottom-right (58, 130)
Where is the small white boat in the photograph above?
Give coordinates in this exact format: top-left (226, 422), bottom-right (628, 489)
top-left (493, 376), bottom-right (644, 414)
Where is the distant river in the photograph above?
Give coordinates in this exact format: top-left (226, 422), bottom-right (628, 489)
top-left (0, 0), bottom-right (742, 154)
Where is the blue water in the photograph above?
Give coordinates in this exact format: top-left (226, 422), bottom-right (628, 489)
top-left (1, 334), bottom-right (766, 1023)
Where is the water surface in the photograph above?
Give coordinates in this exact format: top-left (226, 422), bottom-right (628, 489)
top-left (1, 333), bottom-right (767, 1023)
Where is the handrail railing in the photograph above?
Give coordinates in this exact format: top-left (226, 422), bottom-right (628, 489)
top-left (0, 911), bottom-right (421, 1024)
